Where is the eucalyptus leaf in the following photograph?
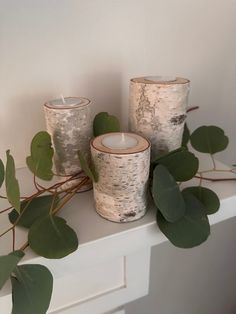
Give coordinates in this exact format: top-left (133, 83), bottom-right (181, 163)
top-left (78, 151), bottom-right (98, 182)
top-left (0, 251), bottom-right (24, 289)
top-left (182, 186), bottom-right (220, 215)
top-left (26, 131), bottom-right (54, 181)
top-left (152, 165), bottom-right (185, 222)
top-left (154, 149), bottom-right (199, 182)
top-left (152, 147), bottom-right (186, 164)
top-left (190, 126), bottom-right (229, 154)
top-left (5, 150), bottom-right (20, 213)
top-left (11, 264), bottom-right (53, 314)
top-left (93, 112), bottom-right (120, 136)
top-left (182, 123), bottom-right (190, 148)
top-left (0, 159), bottom-right (4, 188)
top-left (28, 215), bottom-right (78, 259)
top-left (9, 195), bottom-right (59, 228)
top-left (157, 192), bottom-right (210, 248)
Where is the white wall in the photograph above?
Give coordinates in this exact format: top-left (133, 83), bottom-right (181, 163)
top-left (1, 1), bottom-right (236, 314)
top-left (0, 0), bottom-right (236, 167)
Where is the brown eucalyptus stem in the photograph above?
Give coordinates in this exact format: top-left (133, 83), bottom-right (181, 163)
top-left (17, 177), bottom-right (90, 253)
top-left (210, 154), bottom-right (216, 170)
top-left (0, 172), bottom-right (83, 215)
top-left (52, 177), bottom-right (89, 216)
top-left (12, 227), bottom-right (15, 251)
top-left (33, 174), bottom-right (41, 192)
top-left (200, 169), bottom-right (233, 174)
top-left (187, 106), bottom-right (199, 113)
top-left (194, 175), bottom-right (236, 182)
top-left (19, 241), bottom-right (29, 251)
top-left (0, 205), bottom-right (13, 214)
top-left (49, 191), bottom-right (58, 214)
top-left (0, 173), bottom-right (89, 239)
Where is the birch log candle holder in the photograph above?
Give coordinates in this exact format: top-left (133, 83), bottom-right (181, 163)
top-left (129, 76), bottom-right (190, 159)
top-left (44, 96), bottom-right (93, 191)
top-left (91, 132), bottom-right (151, 223)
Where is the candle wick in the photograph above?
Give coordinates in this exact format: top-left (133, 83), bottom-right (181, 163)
top-left (121, 133), bottom-right (125, 143)
top-left (60, 94), bottom-right (66, 105)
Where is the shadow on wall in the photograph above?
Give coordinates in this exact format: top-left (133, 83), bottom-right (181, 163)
top-left (0, 93), bottom-right (51, 165)
top-left (126, 217), bottom-right (236, 314)
top-left (73, 71), bottom-right (123, 121)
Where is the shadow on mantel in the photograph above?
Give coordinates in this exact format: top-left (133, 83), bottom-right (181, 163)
top-left (126, 217), bottom-right (236, 314)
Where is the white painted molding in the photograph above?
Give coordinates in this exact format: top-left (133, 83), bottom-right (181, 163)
top-left (0, 156), bottom-right (236, 313)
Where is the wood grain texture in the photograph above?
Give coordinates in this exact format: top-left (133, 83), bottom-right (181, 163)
top-left (129, 77), bottom-right (190, 159)
top-left (44, 97), bottom-right (93, 191)
top-left (91, 133), bottom-right (150, 223)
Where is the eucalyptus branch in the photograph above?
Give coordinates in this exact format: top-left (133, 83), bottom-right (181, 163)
top-left (49, 191), bottom-right (58, 214)
top-left (33, 174), bottom-right (41, 192)
top-left (0, 205), bottom-right (13, 214)
top-left (52, 177), bottom-right (90, 216)
top-left (15, 177), bottom-right (90, 254)
top-left (194, 175), bottom-right (236, 182)
top-left (210, 154), bottom-right (216, 170)
top-left (12, 227), bottom-right (15, 251)
top-left (19, 241), bottom-right (29, 251)
top-left (187, 106), bottom-right (199, 113)
top-left (200, 169), bottom-right (234, 174)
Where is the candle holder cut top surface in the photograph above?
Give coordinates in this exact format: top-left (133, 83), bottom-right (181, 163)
top-left (44, 97), bottom-right (90, 110)
top-left (131, 76), bottom-right (190, 85)
top-left (91, 132), bottom-right (150, 155)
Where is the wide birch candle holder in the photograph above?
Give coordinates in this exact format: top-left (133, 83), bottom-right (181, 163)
top-left (44, 96), bottom-right (93, 191)
top-left (129, 76), bottom-right (190, 159)
top-left (91, 132), bottom-right (151, 223)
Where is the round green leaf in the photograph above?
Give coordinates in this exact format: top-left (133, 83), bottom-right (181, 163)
top-left (190, 126), bottom-right (228, 154)
top-left (0, 250), bottom-right (24, 289)
top-left (5, 150), bottom-right (20, 213)
top-left (154, 149), bottom-right (199, 182)
top-left (153, 147), bottom-right (185, 163)
top-left (182, 186), bottom-right (220, 215)
top-left (11, 264), bottom-right (53, 314)
top-left (26, 131), bottom-right (54, 181)
top-left (157, 192), bottom-right (210, 248)
top-left (0, 159), bottom-right (4, 188)
top-left (9, 195), bottom-right (59, 228)
top-left (28, 215), bottom-right (78, 259)
top-left (152, 165), bottom-right (185, 222)
top-left (93, 112), bottom-right (120, 136)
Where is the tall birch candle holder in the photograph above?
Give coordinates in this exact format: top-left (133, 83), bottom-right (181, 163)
top-left (129, 76), bottom-right (190, 159)
top-left (91, 132), bottom-right (151, 223)
top-left (44, 96), bottom-right (93, 191)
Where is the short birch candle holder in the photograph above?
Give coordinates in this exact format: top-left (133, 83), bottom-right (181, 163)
top-left (91, 132), bottom-right (151, 223)
top-left (129, 76), bottom-right (190, 159)
top-left (44, 96), bottom-right (93, 191)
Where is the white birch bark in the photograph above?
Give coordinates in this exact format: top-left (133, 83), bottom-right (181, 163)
top-left (91, 133), bottom-right (150, 223)
top-left (129, 77), bottom-right (190, 159)
top-left (44, 97), bottom-right (93, 191)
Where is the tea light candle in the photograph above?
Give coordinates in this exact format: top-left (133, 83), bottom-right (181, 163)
top-left (46, 95), bottom-right (83, 108)
top-left (91, 132), bottom-right (150, 223)
top-left (102, 133), bottom-right (138, 149)
top-left (44, 96), bottom-right (93, 191)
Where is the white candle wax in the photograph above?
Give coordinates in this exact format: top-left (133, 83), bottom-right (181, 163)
top-left (48, 97), bottom-right (83, 108)
top-left (144, 76), bottom-right (176, 82)
top-left (102, 133), bottom-right (138, 149)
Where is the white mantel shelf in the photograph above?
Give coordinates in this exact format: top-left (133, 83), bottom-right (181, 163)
top-left (0, 155), bottom-right (236, 314)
